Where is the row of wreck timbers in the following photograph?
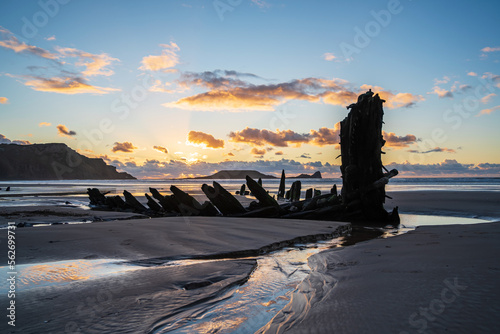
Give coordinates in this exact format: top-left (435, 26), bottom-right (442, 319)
top-left (88, 90), bottom-right (400, 226)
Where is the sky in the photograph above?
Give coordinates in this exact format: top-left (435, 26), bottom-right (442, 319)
top-left (1, 0), bottom-right (500, 178)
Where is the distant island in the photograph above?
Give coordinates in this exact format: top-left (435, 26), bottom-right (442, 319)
top-left (186, 170), bottom-right (277, 180)
top-left (181, 170), bottom-right (322, 180)
top-left (290, 171), bottom-right (322, 179)
top-left (0, 143), bottom-right (135, 180)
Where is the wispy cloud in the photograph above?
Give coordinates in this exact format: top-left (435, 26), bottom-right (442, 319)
top-left (408, 147), bottom-right (456, 154)
top-left (56, 47), bottom-right (119, 77)
top-left (187, 130), bottom-right (224, 149)
top-left (0, 26), bottom-right (58, 60)
top-left (430, 85), bottom-right (453, 98)
top-left (0, 97), bottom-right (8, 104)
top-left (24, 75), bottom-right (120, 95)
top-left (39, 122), bottom-right (51, 127)
top-left (112, 142), bottom-right (137, 153)
top-left (153, 145), bottom-right (169, 154)
top-left (323, 52), bottom-right (337, 61)
top-left (139, 42), bottom-right (180, 71)
top-left (56, 124), bottom-right (76, 137)
top-left (477, 105), bottom-right (500, 116)
top-left (481, 93), bottom-right (496, 104)
top-left (481, 46), bottom-right (500, 53)
top-left (467, 71), bottom-right (477, 77)
top-left (360, 84), bottom-right (424, 108)
top-left (45, 35), bottom-right (56, 41)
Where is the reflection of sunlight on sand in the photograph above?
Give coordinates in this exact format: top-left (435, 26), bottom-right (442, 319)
top-left (193, 316), bottom-right (248, 334)
top-left (0, 259), bottom-right (138, 293)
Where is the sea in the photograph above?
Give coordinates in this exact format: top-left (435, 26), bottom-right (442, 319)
top-left (0, 177), bottom-right (499, 208)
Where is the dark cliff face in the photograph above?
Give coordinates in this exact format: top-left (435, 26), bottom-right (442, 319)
top-left (0, 143), bottom-right (136, 180)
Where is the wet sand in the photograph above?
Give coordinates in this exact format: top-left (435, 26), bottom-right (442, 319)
top-left (0, 217), bottom-right (348, 333)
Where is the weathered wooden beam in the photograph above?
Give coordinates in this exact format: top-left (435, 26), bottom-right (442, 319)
top-left (201, 182), bottom-right (247, 215)
top-left (145, 193), bottom-right (162, 212)
top-left (278, 169), bottom-right (286, 199)
top-left (170, 185), bottom-right (218, 216)
top-left (123, 190), bottom-right (147, 212)
top-left (149, 187), bottom-right (180, 213)
top-left (246, 175), bottom-right (280, 209)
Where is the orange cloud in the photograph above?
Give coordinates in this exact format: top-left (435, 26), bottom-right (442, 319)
top-left (477, 105), bottom-right (500, 116)
top-left (275, 151), bottom-right (284, 155)
top-left (139, 42), bottom-right (180, 71)
top-left (57, 124), bottom-right (76, 137)
top-left (187, 131), bottom-right (224, 149)
top-left (0, 26), bottom-right (58, 59)
top-left (56, 47), bottom-right (119, 77)
top-left (383, 131), bottom-right (417, 148)
top-left (360, 84), bottom-right (425, 107)
top-left (165, 71), bottom-right (423, 112)
top-left (0, 97), bottom-right (8, 104)
top-left (39, 122), bottom-right (51, 127)
top-left (24, 76), bottom-right (120, 95)
top-left (153, 145), bottom-right (169, 154)
top-left (228, 125), bottom-right (341, 148)
top-left (481, 93), bottom-right (496, 104)
top-left (481, 46), bottom-right (500, 53)
top-left (250, 147), bottom-right (266, 156)
top-left (467, 72), bottom-right (478, 77)
top-left (112, 142), bottom-right (137, 153)
top-left (323, 52), bottom-right (337, 61)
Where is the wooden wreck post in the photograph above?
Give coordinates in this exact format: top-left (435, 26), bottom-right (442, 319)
top-left (340, 89), bottom-right (399, 222)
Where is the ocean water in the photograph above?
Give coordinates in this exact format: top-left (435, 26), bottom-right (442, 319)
top-left (0, 177), bottom-right (499, 208)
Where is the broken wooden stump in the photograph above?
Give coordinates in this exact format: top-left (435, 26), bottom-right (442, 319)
top-left (340, 89), bottom-right (399, 223)
top-left (149, 187), bottom-right (180, 213)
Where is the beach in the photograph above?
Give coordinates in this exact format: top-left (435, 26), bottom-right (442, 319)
top-left (0, 189), bottom-right (500, 333)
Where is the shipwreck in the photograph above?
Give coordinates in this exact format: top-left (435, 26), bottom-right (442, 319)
top-left (88, 90), bottom-right (399, 225)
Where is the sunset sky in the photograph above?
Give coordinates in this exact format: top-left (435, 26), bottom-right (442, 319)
top-left (1, 0), bottom-right (499, 178)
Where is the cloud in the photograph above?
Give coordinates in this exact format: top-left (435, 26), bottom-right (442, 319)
top-left (299, 154), bottom-right (311, 159)
top-left (481, 46), bottom-right (500, 53)
top-left (164, 72), bottom-right (423, 111)
top-left (39, 122), bottom-right (51, 127)
top-left (148, 80), bottom-right (174, 93)
top-left (434, 76), bottom-right (450, 85)
top-left (228, 125), bottom-right (341, 148)
top-left (187, 130), bottom-right (224, 149)
top-left (153, 145), bottom-right (169, 154)
top-left (323, 52), bottom-right (337, 61)
top-left (481, 72), bottom-right (500, 88)
top-left (467, 72), bottom-right (478, 77)
top-left (383, 131), bottom-right (418, 148)
top-left (477, 105), bottom-right (500, 116)
top-left (56, 124), bottom-right (77, 137)
top-left (139, 42), bottom-right (180, 71)
top-left (112, 142), bottom-right (137, 153)
top-left (408, 147), bottom-right (456, 154)
top-left (45, 35), bottom-right (56, 41)
top-left (0, 97), bottom-right (8, 104)
top-left (227, 152), bottom-right (235, 156)
top-left (0, 134), bottom-right (31, 145)
top-left (251, 0), bottom-right (270, 8)
top-left (430, 85), bottom-right (453, 98)
top-left (275, 151), bottom-right (284, 155)
top-left (250, 147), bottom-right (266, 156)
top-left (481, 93), bottom-right (496, 104)
top-left (23, 75), bottom-right (120, 94)
top-left (0, 26), bottom-right (59, 60)
top-left (387, 159), bottom-right (500, 177)
top-left (56, 47), bottom-right (119, 77)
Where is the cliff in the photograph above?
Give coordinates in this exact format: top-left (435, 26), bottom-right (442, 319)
top-left (0, 143), bottom-right (135, 180)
